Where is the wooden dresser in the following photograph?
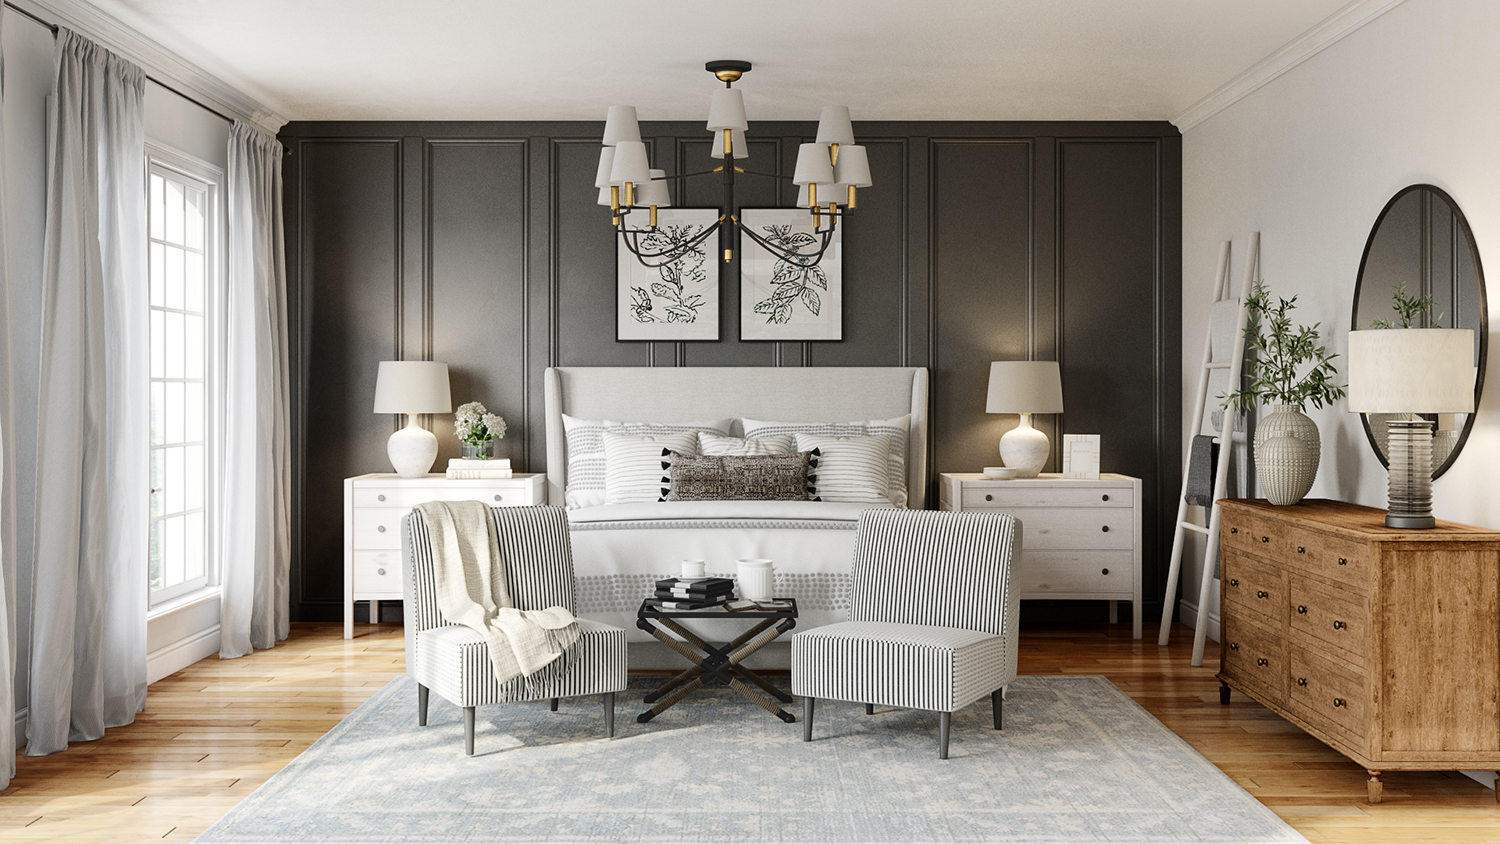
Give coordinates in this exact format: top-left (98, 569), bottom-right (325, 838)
top-left (1217, 498), bottom-right (1500, 803)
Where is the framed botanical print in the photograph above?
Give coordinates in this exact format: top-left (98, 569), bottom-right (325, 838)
top-left (739, 208), bottom-right (843, 341)
top-left (616, 208), bottom-right (720, 341)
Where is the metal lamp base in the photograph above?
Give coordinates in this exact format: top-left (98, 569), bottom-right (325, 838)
top-left (1385, 418), bottom-right (1435, 530)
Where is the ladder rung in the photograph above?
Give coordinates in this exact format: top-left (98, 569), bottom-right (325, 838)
top-left (1204, 361), bottom-right (1231, 369)
top-left (1179, 522), bottom-right (1210, 535)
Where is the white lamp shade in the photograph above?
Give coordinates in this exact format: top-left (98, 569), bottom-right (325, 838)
top-left (602, 105), bottom-right (641, 146)
top-left (1346, 328), bottom-right (1475, 413)
top-left (792, 143), bottom-right (835, 186)
top-left (593, 146), bottom-right (616, 189)
top-left (815, 105), bottom-right (855, 146)
top-left (833, 145), bottom-right (872, 188)
top-left (706, 88), bottom-right (748, 132)
top-left (710, 128), bottom-right (750, 160)
top-left (597, 184), bottom-right (615, 207)
top-left (634, 169), bottom-right (672, 207)
top-left (373, 361), bottom-right (452, 414)
top-left (986, 361), bottom-right (1064, 414)
top-left (795, 182), bottom-right (835, 207)
top-left (608, 141), bottom-right (651, 187)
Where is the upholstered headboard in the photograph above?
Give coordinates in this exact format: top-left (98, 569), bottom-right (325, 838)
top-left (543, 367), bottom-right (930, 509)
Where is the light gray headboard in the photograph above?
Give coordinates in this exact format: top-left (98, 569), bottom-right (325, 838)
top-left (543, 367), bottom-right (930, 509)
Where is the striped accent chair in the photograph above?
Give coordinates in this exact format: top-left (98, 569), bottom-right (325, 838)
top-left (791, 508), bottom-right (1022, 759)
top-left (400, 506), bottom-right (628, 756)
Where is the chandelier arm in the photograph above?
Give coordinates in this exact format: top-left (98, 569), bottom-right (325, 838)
top-left (734, 219), bottom-right (837, 266)
top-left (734, 169), bottom-right (795, 181)
top-left (618, 219), bottom-right (724, 265)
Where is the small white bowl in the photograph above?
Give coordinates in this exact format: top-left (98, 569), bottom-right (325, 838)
top-left (983, 466), bottom-right (1018, 480)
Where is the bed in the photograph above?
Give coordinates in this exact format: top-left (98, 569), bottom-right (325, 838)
top-left (543, 366), bottom-right (929, 658)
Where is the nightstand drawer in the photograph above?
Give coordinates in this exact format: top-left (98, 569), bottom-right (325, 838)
top-left (352, 550), bottom-right (404, 595)
top-left (961, 486), bottom-right (1132, 509)
top-left (965, 506), bottom-right (1134, 550)
top-left (1017, 550), bottom-right (1134, 595)
top-left (352, 484), bottom-right (536, 509)
top-left (352, 508), bottom-right (407, 550)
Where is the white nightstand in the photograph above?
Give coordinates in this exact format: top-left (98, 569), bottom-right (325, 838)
top-left (342, 472), bottom-right (546, 639)
top-left (939, 472), bottom-right (1143, 638)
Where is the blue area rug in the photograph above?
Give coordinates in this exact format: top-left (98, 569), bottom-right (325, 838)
top-left (196, 674), bottom-right (1303, 843)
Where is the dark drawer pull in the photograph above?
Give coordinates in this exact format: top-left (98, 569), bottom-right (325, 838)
top-left (1297, 677), bottom-right (1307, 686)
top-left (1332, 620), bottom-right (1346, 630)
top-left (1297, 605), bottom-right (1308, 614)
top-left (1101, 525), bottom-right (1110, 532)
top-left (1297, 546), bottom-right (1305, 554)
top-left (985, 494), bottom-right (993, 502)
top-left (1256, 590), bottom-right (1268, 599)
top-left (1338, 557), bottom-right (1348, 566)
top-left (1333, 698), bottom-right (1347, 708)
top-left (1229, 642), bottom-right (1239, 651)
top-left (1256, 658), bottom-right (1268, 667)
top-left (1261, 536), bottom-right (1270, 543)
top-left (1101, 568), bottom-right (1110, 575)
top-left (1230, 527), bottom-right (1238, 534)
top-left (1101, 494), bottom-right (1110, 501)
top-left (1229, 578), bottom-right (1239, 587)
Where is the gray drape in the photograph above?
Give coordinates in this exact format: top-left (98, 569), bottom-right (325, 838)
top-left (219, 121), bottom-right (290, 658)
top-left (27, 28), bottom-right (148, 757)
top-left (0, 8), bottom-right (17, 787)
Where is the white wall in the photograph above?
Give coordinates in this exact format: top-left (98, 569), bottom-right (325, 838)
top-left (1179, 0), bottom-right (1500, 627)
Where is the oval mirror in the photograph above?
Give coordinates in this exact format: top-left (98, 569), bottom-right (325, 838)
top-left (1352, 184), bottom-right (1487, 478)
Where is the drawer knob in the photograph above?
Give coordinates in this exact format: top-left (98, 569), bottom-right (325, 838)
top-left (377, 525), bottom-right (387, 533)
top-left (1256, 590), bottom-right (1268, 599)
top-left (1332, 620), bottom-right (1346, 630)
top-left (1229, 578), bottom-right (1239, 587)
top-left (494, 495), bottom-right (503, 502)
top-left (1101, 494), bottom-right (1109, 501)
top-left (1261, 536), bottom-right (1270, 543)
top-left (1101, 568), bottom-right (1110, 576)
top-left (1338, 557), bottom-right (1348, 566)
top-left (1297, 605), bottom-right (1308, 614)
top-left (1230, 527), bottom-right (1238, 534)
top-left (1297, 546), bottom-right (1305, 554)
top-left (1297, 677), bottom-right (1308, 686)
top-left (985, 494), bottom-right (993, 502)
top-left (1101, 525), bottom-right (1110, 533)
top-left (377, 568), bottom-right (386, 576)
top-left (1256, 658), bottom-right (1268, 667)
top-left (1333, 698), bottom-right (1347, 708)
top-left (377, 494), bottom-right (386, 502)
top-left (1229, 642), bottom-right (1239, 651)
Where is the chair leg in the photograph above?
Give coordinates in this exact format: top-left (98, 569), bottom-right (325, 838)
top-left (803, 697), bottom-right (815, 742)
top-left (992, 689), bottom-right (1003, 731)
top-left (463, 707), bottom-right (476, 757)
top-left (865, 703), bottom-right (874, 715)
top-left (604, 692), bottom-right (615, 738)
top-left (550, 697), bottom-right (559, 712)
top-left (938, 711), bottom-right (951, 759)
top-left (417, 684), bottom-right (429, 727)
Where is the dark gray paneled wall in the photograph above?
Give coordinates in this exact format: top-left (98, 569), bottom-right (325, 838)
top-left (279, 120), bottom-right (1182, 624)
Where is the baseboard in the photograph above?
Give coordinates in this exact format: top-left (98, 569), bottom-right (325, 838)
top-left (146, 624), bottom-right (221, 684)
top-left (1175, 594), bottom-right (1221, 644)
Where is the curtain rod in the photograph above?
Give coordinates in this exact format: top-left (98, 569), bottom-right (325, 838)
top-left (3, 0), bottom-right (237, 127)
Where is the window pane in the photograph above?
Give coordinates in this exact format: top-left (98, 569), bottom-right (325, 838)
top-left (149, 520), bottom-right (162, 592)
top-left (165, 178), bottom-right (184, 244)
top-left (186, 444), bottom-right (203, 511)
top-left (166, 312), bottom-right (184, 379)
top-left (164, 515), bottom-right (184, 589)
top-left (185, 512), bottom-right (204, 580)
top-left (165, 445), bottom-right (184, 515)
top-left (150, 310), bottom-right (164, 379)
top-left (166, 381), bottom-right (184, 446)
top-left (187, 187), bottom-right (205, 250)
top-left (166, 245), bottom-right (185, 310)
top-left (185, 315), bottom-right (204, 380)
top-left (186, 382), bottom-right (203, 444)
top-left (185, 250), bottom-right (204, 314)
top-left (150, 449), bottom-right (163, 519)
top-left (150, 242), bottom-right (165, 308)
top-left (150, 174), bottom-right (164, 240)
top-left (150, 382), bottom-right (164, 446)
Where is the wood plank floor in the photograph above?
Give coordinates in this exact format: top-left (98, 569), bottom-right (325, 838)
top-left (4, 621), bottom-right (1497, 842)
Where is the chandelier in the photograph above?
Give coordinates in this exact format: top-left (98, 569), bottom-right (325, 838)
top-left (595, 60), bottom-right (871, 270)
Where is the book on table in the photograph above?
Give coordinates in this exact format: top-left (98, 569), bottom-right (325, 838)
top-left (646, 596), bottom-right (730, 611)
top-left (448, 458), bottom-right (512, 469)
top-left (726, 598), bottom-right (793, 612)
top-left (654, 576), bottom-right (733, 592)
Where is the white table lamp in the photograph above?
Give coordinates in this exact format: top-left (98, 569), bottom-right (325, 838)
top-left (373, 361), bottom-right (452, 478)
top-left (1347, 328), bottom-right (1474, 529)
top-left (986, 361), bottom-right (1065, 478)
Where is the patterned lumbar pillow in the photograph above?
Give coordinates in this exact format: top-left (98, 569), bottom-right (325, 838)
top-left (698, 431), bottom-right (795, 457)
top-left (743, 415), bottom-right (910, 507)
top-left (665, 451), bottom-right (811, 502)
top-left (602, 430), bottom-right (700, 505)
top-left (562, 415), bottom-right (731, 508)
top-left (793, 433), bottom-right (891, 504)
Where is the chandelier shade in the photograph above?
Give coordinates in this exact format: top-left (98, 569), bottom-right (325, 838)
top-left (710, 128), bottom-right (750, 160)
top-left (602, 105), bottom-right (641, 146)
top-left (608, 141), bottom-right (651, 187)
top-left (834, 145), bottom-right (872, 188)
top-left (593, 146), bottom-right (616, 189)
top-left (795, 182), bottom-right (835, 207)
top-left (706, 88), bottom-right (748, 132)
top-left (634, 169), bottom-right (672, 208)
top-left (815, 105), bottom-right (855, 147)
top-left (792, 143), bottom-right (835, 186)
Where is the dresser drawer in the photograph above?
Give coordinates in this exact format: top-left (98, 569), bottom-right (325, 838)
top-left (1221, 552), bottom-right (1287, 627)
top-left (962, 506), bottom-right (1134, 550)
top-left (1016, 550), bottom-right (1134, 595)
top-left (1222, 613), bottom-right (1286, 700)
top-left (352, 484), bottom-right (536, 509)
top-left (352, 550), bottom-right (404, 596)
top-left (1288, 645), bottom-right (1369, 744)
top-left (1221, 514), bottom-right (1276, 559)
top-left (961, 486), bottom-right (1132, 510)
top-left (1289, 574), bottom-right (1368, 664)
top-left (1283, 529), bottom-right (1370, 592)
top-left (351, 508), bottom-right (407, 550)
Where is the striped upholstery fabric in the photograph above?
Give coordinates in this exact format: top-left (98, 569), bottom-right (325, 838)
top-left (402, 506), bottom-right (628, 709)
top-left (791, 508), bottom-right (1022, 714)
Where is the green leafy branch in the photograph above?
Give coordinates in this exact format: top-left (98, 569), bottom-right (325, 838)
top-left (1220, 281), bottom-right (1346, 412)
top-left (1367, 280), bottom-right (1443, 329)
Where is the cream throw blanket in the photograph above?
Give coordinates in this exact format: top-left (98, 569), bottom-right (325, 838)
top-left (415, 501), bottom-right (580, 684)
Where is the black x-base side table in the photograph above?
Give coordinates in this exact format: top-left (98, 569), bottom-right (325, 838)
top-left (635, 598), bottom-right (798, 724)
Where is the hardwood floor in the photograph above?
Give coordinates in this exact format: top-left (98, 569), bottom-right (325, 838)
top-left (4, 622), bottom-right (1497, 842)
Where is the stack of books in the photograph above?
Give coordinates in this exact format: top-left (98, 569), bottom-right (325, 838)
top-left (447, 458), bottom-right (512, 480)
top-left (646, 577), bottom-right (735, 610)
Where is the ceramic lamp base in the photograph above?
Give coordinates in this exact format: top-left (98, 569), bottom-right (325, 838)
top-left (388, 414), bottom-right (439, 478)
top-left (999, 413), bottom-right (1050, 479)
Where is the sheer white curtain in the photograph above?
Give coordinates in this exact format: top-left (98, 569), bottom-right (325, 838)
top-left (0, 8), bottom-right (18, 787)
top-left (27, 28), bottom-right (148, 757)
top-left (219, 121), bottom-right (290, 658)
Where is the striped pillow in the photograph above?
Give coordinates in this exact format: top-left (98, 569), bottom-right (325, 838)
top-left (602, 431), bottom-right (699, 504)
top-left (561, 414), bottom-right (732, 508)
top-left (794, 433), bottom-right (891, 504)
top-left (743, 415), bottom-right (910, 507)
top-left (699, 431), bottom-right (795, 457)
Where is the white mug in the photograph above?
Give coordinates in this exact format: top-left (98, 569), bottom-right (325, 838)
top-left (736, 558), bottom-right (774, 601)
top-left (681, 559), bottom-right (706, 579)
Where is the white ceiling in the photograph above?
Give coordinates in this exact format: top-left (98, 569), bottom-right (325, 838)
top-left (82, 0), bottom-right (1355, 123)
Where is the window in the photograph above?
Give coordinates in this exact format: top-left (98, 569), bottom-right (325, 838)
top-left (148, 149), bottom-right (222, 606)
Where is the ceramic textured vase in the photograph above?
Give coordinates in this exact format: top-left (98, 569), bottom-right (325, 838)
top-left (1254, 404), bottom-right (1320, 505)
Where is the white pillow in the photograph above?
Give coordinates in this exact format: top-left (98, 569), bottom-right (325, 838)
top-left (561, 415), bottom-right (731, 508)
top-left (699, 431), bottom-right (795, 457)
top-left (743, 415), bottom-right (910, 507)
top-left (603, 431), bottom-right (699, 504)
top-left (795, 433), bottom-right (891, 504)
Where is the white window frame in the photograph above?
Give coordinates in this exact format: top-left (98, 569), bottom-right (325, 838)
top-left (147, 142), bottom-right (227, 609)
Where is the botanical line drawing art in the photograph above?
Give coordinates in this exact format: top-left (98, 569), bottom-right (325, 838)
top-left (750, 224), bottom-right (827, 324)
top-left (629, 223), bottom-right (708, 324)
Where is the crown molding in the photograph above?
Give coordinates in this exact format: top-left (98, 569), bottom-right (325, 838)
top-left (1172, 0), bottom-right (1408, 133)
top-left (8, 0), bottom-right (286, 134)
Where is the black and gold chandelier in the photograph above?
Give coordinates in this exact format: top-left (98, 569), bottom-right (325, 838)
top-left (595, 60), bottom-right (872, 269)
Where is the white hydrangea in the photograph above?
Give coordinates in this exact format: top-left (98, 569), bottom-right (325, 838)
top-left (454, 401), bottom-right (506, 444)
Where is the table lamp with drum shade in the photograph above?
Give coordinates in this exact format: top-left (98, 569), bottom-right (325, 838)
top-left (985, 361), bottom-right (1065, 478)
top-left (373, 361), bottom-right (452, 478)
